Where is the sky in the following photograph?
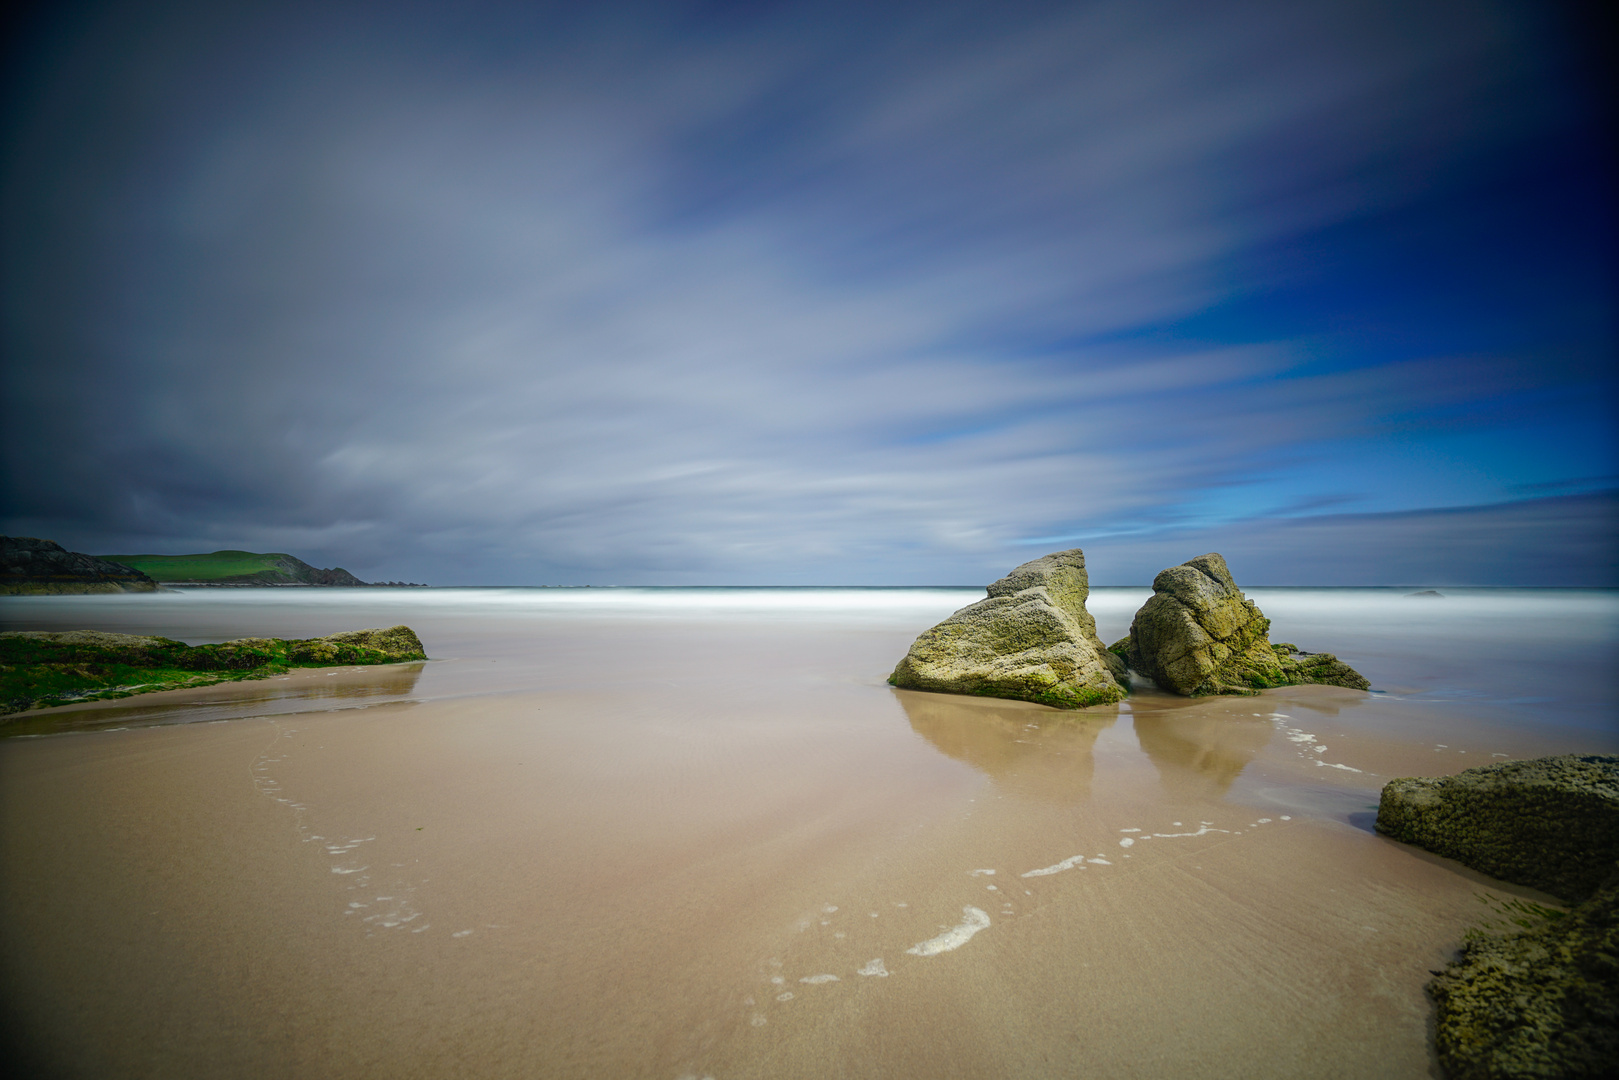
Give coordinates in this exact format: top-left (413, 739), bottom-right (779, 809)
top-left (2, 0), bottom-right (1614, 586)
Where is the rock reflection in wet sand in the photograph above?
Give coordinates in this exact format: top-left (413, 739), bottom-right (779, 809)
top-left (1129, 704), bottom-right (1273, 799)
top-left (0, 662), bottom-right (427, 737)
top-left (894, 687), bottom-right (1115, 802)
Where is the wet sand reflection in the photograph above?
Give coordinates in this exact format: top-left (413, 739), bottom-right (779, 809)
top-left (1, 662), bottom-right (426, 737)
top-left (894, 688), bottom-right (1116, 802)
top-left (1129, 704), bottom-right (1273, 799)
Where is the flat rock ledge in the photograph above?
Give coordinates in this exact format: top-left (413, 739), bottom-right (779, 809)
top-left (1, 625), bottom-right (428, 715)
top-left (1122, 553), bottom-right (1369, 696)
top-left (1376, 756), bottom-right (1619, 1080)
top-left (1376, 755), bottom-right (1619, 903)
top-left (889, 549), bottom-right (1128, 709)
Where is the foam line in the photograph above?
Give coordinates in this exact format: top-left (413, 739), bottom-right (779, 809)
top-left (1021, 855), bottom-right (1087, 878)
top-left (906, 907), bottom-right (990, 957)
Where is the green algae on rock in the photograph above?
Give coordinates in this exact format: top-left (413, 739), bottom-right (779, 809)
top-left (1126, 553), bottom-right (1369, 696)
top-left (1379, 757), bottom-right (1619, 1078)
top-left (1269, 642), bottom-right (1370, 690)
top-left (1376, 755), bottom-right (1619, 904)
top-left (889, 549), bottom-right (1128, 709)
top-left (1, 626), bottom-right (428, 718)
top-left (1427, 871), bottom-right (1618, 1080)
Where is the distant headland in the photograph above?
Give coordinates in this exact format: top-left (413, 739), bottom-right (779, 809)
top-left (1, 536), bottom-right (425, 594)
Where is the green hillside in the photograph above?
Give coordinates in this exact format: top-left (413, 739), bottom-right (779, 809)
top-left (102, 551), bottom-right (282, 581)
top-left (98, 550), bottom-right (367, 586)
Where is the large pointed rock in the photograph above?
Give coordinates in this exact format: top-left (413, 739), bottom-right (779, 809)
top-left (1124, 553), bottom-right (1368, 696)
top-left (888, 549), bottom-right (1128, 709)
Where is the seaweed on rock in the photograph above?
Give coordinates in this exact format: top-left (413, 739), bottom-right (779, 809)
top-left (1, 626), bottom-right (427, 718)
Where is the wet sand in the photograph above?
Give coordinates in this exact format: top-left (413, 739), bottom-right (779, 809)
top-left (1, 599), bottom-right (1612, 1078)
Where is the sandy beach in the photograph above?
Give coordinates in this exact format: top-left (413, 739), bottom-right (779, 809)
top-left (2, 588), bottom-right (1615, 1078)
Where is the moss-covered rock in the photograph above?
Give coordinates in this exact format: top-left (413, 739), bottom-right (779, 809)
top-left (1427, 866), bottom-right (1619, 1080)
top-left (1376, 755), bottom-right (1619, 904)
top-left (1376, 758), bottom-right (1619, 1077)
top-left (1, 625), bottom-right (428, 718)
top-left (1377, 758), bottom-right (1619, 1076)
top-left (1125, 553), bottom-right (1369, 696)
top-left (1271, 642), bottom-right (1372, 689)
top-left (889, 549), bottom-right (1127, 709)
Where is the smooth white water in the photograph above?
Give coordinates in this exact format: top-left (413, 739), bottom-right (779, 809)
top-left (5, 585), bottom-right (1615, 739)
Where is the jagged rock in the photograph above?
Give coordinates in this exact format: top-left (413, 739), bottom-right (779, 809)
top-left (1376, 755), bottom-right (1619, 904)
top-left (0, 536), bottom-right (157, 595)
top-left (1125, 553), bottom-right (1368, 696)
top-left (888, 549), bottom-right (1128, 709)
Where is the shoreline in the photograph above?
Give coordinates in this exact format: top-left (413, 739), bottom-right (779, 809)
top-left (1, 588), bottom-right (1614, 1077)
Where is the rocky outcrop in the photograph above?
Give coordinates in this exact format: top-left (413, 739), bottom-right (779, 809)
top-left (1124, 553), bottom-right (1368, 696)
top-left (889, 549), bottom-right (1128, 709)
top-left (1426, 868), bottom-right (1618, 1080)
top-left (1375, 757), bottom-right (1619, 1079)
top-left (1270, 643), bottom-right (1371, 689)
top-left (1376, 755), bottom-right (1619, 903)
top-left (293, 562), bottom-right (369, 586)
top-left (1, 625), bottom-right (428, 715)
top-left (0, 536), bottom-right (158, 595)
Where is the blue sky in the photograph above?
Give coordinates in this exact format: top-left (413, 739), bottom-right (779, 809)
top-left (2, 0), bottom-right (1614, 584)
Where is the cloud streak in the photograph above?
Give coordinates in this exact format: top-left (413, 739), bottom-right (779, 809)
top-left (2, 0), bottom-right (1612, 583)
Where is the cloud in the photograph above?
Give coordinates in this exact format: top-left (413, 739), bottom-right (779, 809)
top-left (2, 0), bottom-right (1611, 583)
top-left (1081, 492), bottom-right (1619, 587)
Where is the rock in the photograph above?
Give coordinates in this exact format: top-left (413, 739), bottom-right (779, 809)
top-left (1426, 868), bottom-right (1619, 1080)
top-left (286, 625), bottom-right (427, 664)
top-left (1378, 757), bottom-right (1619, 1078)
top-left (1270, 642), bottom-right (1372, 690)
top-left (888, 549), bottom-right (1127, 709)
top-left (1376, 755), bottom-right (1619, 904)
top-left (1126, 553), bottom-right (1369, 696)
top-left (1, 625), bottom-right (429, 716)
top-left (0, 536), bottom-right (157, 595)
top-left (1406, 589), bottom-right (1445, 598)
